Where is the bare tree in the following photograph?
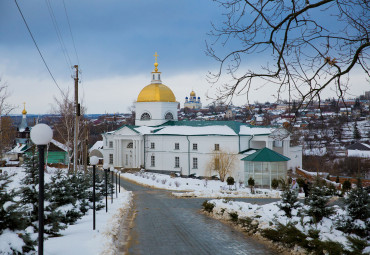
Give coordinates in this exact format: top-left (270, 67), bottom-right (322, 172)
top-left (51, 90), bottom-right (87, 172)
top-left (207, 149), bottom-right (237, 182)
top-left (0, 81), bottom-right (15, 157)
top-left (207, 0), bottom-right (369, 107)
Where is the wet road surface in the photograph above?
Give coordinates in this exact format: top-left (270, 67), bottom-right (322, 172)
top-left (118, 178), bottom-right (279, 255)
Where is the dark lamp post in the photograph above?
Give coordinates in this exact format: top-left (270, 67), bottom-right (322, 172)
top-left (110, 166), bottom-right (114, 203)
top-left (30, 124), bottom-right (53, 255)
top-left (103, 163), bottom-right (109, 212)
top-left (90, 156), bottom-right (99, 230)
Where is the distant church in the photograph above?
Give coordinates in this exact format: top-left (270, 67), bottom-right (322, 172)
top-left (102, 53), bottom-right (302, 187)
top-left (184, 90), bottom-right (202, 109)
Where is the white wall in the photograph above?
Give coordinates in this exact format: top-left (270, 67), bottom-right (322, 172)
top-left (348, 149), bottom-right (370, 158)
top-left (135, 101), bottom-right (178, 126)
top-left (144, 135), bottom-right (243, 178)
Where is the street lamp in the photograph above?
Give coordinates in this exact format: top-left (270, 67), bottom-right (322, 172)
top-left (90, 156), bottom-right (99, 230)
top-left (30, 123), bottom-right (53, 255)
top-left (115, 169), bottom-right (118, 198)
top-left (103, 163), bottom-right (109, 212)
top-left (110, 166), bottom-right (114, 203)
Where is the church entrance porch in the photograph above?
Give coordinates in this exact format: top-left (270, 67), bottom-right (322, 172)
top-left (113, 138), bottom-right (143, 169)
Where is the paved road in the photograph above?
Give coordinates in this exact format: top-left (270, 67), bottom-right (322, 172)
top-left (118, 178), bottom-right (279, 255)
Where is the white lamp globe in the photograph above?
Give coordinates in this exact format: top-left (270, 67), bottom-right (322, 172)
top-left (110, 166), bottom-right (115, 172)
top-left (90, 156), bottom-right (99, 166)
top-left (103, 163), bottom-right (109, 170)
top-left (30, 124), bottom-right (53, 145)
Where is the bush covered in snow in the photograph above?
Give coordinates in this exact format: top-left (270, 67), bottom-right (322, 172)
top-left (204, 183), bottom-right (369, 254)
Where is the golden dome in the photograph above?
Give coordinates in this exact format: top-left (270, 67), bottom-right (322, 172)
top-left (190, 90), bottom-right (196, 97)
top-left (22, 102), bottom-right (27, 115)
top-left (137, 83), bottom-right (176, 102)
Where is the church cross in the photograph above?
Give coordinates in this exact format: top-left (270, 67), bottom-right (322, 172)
top-left (154, 52), bottom-right (158, 63)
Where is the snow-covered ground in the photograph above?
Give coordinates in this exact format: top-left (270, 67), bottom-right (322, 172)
top-left (44, 189), bottom-right (131, 255)
top-left (0, 167), bottom-right (132, 255)
top-left (206, 199), bottom-right (369, 253)
top-left (122, 171), bottom-right (287, 198)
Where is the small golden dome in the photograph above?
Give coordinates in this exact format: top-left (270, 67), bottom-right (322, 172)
top-left (190, 90), bottom-right (196, 97)
top-left (22, 102), bottom-right (27, 115)
top-left (137, 83), bottom-right (176, 102)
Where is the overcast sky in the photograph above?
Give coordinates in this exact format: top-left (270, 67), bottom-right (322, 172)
top-left (0, 0), bottom-right (368, 114)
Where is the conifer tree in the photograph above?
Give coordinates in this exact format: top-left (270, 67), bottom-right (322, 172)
top-left (1, 170), bottom-right (36, 253)
top-left (353, 121), bottom-right (362, 140)
top-left (278, 180), bottom-right (300, 218)
top-left (0, 172), bottom-right (26, 232)
top-left (342, 179), bottom-right (369, 238)
top-left (19, 150), bottom-right (40, 227)
top-left (305, 182), bottom-right (334, 223)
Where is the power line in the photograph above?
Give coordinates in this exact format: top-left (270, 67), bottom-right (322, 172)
top-left (62, 0), bottom-right (80, 66)
top-left (14, 0), bottom-right (64, 95)
top-left (45, 0), bottom-right (73, 75)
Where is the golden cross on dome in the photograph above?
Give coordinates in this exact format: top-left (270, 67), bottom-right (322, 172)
top-left (153, 52), bottom-right (159, 72)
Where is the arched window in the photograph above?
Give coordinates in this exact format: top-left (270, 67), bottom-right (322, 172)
top-left (165, 112), bottom-right (173, 120)
top-left (153, 74), bottom-right (155, 80)
top-left (140, 112), bottom-right (151, 120)
top-left (127, 142), bottom-right (133, 148)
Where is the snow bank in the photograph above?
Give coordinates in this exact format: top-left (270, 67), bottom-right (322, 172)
top-left (122, 172), bottom-right (285, 198)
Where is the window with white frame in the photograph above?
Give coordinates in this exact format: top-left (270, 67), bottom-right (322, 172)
top-left (192, 157), bottom-right (198, 169)
top-left (109, 154), bottom-right (113, 164)
top-left (109, 141), bottom-right (113, 148)
top-left (165, 112), bottom-right (174, 120)
top-left (175, 157), bottom-right (180, 168)
top-left (151, 155), bottom-right (155, 167)
top-left (140, 112), bottom-right (151, 120)
top-left (151, 142), bottom-right (155, 149)
top-left (175, 143), bottom-right (179, 150)
top-left (214, 144), bottom-right (220, 151)
top-left (192, 143), bottom-right (198, 151)
top-left (127, 142), bottom-right (133, 148)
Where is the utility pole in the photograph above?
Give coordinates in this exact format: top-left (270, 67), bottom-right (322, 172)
top-left (74, 65), bottom-right (79, 174)
top-left (84, 121), bottom-right (88, 173)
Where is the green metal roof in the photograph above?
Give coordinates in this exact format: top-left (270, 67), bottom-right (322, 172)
top-left (241, 147), bottom-right (290, 162)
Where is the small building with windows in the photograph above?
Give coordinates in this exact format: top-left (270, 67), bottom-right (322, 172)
top-left (102, 55), bottom-right (302, 184)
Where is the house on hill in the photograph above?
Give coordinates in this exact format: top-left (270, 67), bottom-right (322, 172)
top-left (347, 142), bottom-right (370, 158)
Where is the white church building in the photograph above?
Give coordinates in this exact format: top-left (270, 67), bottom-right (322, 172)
top-left (102, 56), bottom-right (302, 186)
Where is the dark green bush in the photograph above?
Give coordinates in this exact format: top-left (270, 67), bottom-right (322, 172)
top-left (271, 178), bottom-right (279, 189)
top-left (228, 211), bottom-right (238, 222)
top-left (226, 176), bottom-right (235, 186)
top-left (202, 200), bottom-right (215, 213)
top-left (342, 180), bottom-right (352, 193)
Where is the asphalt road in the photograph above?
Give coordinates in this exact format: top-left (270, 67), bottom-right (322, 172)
top-left (118, 178), bottom-right (279, 255)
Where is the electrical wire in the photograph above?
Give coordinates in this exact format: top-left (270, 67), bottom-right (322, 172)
top-left (14, 0), bottom-right (64, 95)
top-left (62, 0), bottom-right (80, 66)
top-left (45, 0), bottom-right (73, 76)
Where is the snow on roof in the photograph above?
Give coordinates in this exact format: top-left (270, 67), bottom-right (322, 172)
top-left (152, 125), bottom-right (237, 136)
top-left (7, 144), bottom-right (27, 154)
top-left (89, 141), bottom-right (104, 153)
top-left (134, 126), bottom-right (155, 135)
top-left (51, 139), bottom-right (70, 152)
top-left (239, 126), bottom-right (273, 135)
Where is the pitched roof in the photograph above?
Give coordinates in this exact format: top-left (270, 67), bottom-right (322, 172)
top-left (112, 121), bottom-right (275, 136)
top-left (347, 142), bottom-right (370, 151)
top-left (241, 147), bottom-right (290, 162)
